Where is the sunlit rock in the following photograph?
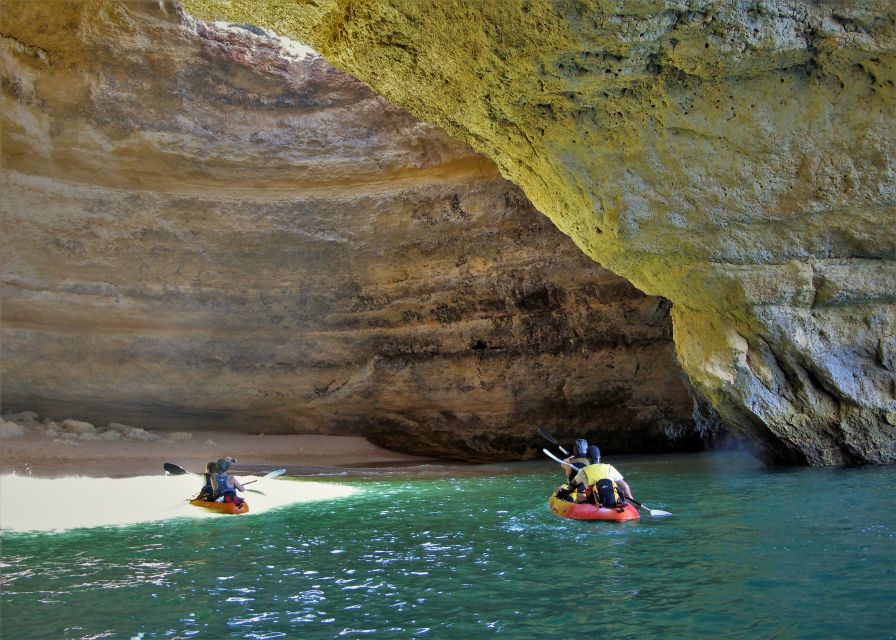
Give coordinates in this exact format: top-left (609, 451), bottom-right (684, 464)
top-left (0, 1), bottom-right (701, 461)
top-left (60, 420), bottom-right (96, 436)
top-left (2, 411), bottom-right (38, 423)
top-left (0, 422), bottom-right (26, 438)
top-left (181, 0), bottom-right (896, 464)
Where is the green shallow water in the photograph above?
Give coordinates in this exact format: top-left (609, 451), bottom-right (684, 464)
top-left (2, 452), bottom-right (894, 640)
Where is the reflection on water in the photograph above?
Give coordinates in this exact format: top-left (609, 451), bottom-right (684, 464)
top-left (1, 452), bottom-right (894, 640)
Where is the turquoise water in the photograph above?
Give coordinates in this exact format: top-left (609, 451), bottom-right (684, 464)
top-left (2, 452), bottom-right (894, 639)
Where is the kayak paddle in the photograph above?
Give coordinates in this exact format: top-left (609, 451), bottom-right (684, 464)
top-left (542, 448), bottom-right (672, 517)
top-left (164, 463), bottom-right (285, 485)
top-left (164, 462), bottom-right (190, 475)
top-left (243, 469), bottom-right (286, 485)
top-left (542, 447), bottom-right (575, 469)
top-left (537, 426), bottom-right (569, 455)
top-left (625, 496), bottom-right (672, 518)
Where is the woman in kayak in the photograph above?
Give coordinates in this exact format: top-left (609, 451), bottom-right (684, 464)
top-left (211, 457), bottom-right (246, 507)
top-left (554, 439), bottom-right (590, 501)
top-left (196, 461), bottom-right (217, 501)
top-left (572, 446), bottom-right (633, 507)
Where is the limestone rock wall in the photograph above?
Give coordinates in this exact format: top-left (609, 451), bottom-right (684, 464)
top-left (0, 1), bottom-right (701, 461)
top-left (181, 0), bottom-right (896, 465)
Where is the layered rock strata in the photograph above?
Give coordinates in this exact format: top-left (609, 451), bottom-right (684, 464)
top-left (182, 0), bottom-right (896, 465)
top-left (0, 1), bottom-right (701, 461)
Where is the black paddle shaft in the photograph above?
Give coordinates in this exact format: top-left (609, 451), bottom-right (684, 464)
top-left (538, 426), bottom-right (569, 454)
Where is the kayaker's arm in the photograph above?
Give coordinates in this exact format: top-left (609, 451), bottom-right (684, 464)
top-left (230, 476), bottom-right (245, 492)
top-left (560, 457), bottom-right (576, 478)
top-left (572, 468), bottom-right (588, 503)
top-left (617, 479), bottom-right (633, 501)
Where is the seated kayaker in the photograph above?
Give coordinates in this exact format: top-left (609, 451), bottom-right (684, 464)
top-left (555, 438), bottom-right (590, 502)
top-left (195, 461), bottom-right (217, 501)
top-left (572, 446), bottom-right (633, 510)
top-left (211, 457), bottom-right (246, 506)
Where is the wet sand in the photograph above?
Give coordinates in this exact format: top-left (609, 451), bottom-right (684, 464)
top-left (0, 430), bottom-right (442, 478)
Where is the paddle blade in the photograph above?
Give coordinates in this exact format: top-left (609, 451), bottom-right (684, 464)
top-left (537, 426), bottom-right (559, 445)
top-left (164, 462), bottom-right (188, 476)
top-left (634, 500), bottom-right (673, 517)
top-left (537, 427), bottom-right (569, 455)
top-left (244, 468), bottom-right (287, 485)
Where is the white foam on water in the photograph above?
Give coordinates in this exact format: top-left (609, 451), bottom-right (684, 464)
top-left (0, 473), bottom-right (356, 533)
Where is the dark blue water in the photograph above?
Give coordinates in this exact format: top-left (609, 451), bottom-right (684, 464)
top-left (2, 452), bottom-right (894, 639)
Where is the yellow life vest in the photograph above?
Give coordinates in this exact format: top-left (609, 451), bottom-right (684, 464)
top-left (555, 481), bottom-right (585, 502)
top-left (581, 463), bottom-right (623, 506)
top-left (581, 463), bottom-right (613, 486)
top-left (565, 456), bottom-right (590, 481)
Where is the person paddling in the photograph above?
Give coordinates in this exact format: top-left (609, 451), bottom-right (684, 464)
top-left (211, 457), bottom-right (246, 507)
top-left (561, 439), bottom-right (590, 480)
top-left (554, 438), bottom-right (591, 501)
top-left (572, 446), bottom-right (633, 509)
top-left (196, 461), bottom-right (217, 501)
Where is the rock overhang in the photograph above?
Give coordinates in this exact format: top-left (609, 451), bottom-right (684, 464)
top-left (0, 0), bottom-right (709, 462)
top-left (179, 0), bottom-right (896, 465)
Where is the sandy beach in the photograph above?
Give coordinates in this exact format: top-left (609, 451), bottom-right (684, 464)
top-left (0, 429), bottom-right (440, 478)
top-left (0, 416), bottom-right (451, 532)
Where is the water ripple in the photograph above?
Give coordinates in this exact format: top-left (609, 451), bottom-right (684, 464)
top-left (1, 454), bottom-right (893, 640)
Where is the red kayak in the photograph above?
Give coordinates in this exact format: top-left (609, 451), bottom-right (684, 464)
top-left (549, 495), bottom-right (640, 522)
top-left (189, 498), bottom-right (250, 515)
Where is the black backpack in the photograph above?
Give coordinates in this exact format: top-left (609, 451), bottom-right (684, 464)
top-left (595, 478), bottom-right (624, 510)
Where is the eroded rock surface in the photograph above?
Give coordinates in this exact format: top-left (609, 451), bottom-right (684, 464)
top-left (181, 0), bottom-right (896, 464)
top-left (0, 1), bottom-right (702, 461)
